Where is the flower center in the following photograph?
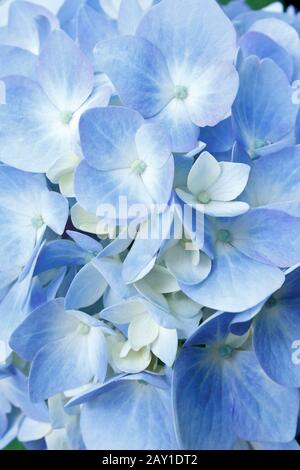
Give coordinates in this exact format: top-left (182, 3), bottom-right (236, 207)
top-left (77, 323), bottom-right (90, 335)
top-left (60, 111), bottom-right (73, 125)
top-left (218, 345), bottom-right (233, 359)
top-left (31, 215), bottom-right (44, 229)
top-left (197, 191), bottom-right (211, 204)
top-left (131, 159), bottom-right (147, 175)
top-left (217, 229), bottom-right (232, 244)
top-left (175, 85), bottom-right (188, 100)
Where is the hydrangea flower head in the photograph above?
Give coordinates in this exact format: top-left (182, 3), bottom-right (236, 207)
top-left (1, 0), bottom-right (300, 452)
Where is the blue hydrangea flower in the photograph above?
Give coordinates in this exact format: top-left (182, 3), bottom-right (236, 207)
top-left (230, 265), bottom-right (300, 388)
top-left (10, 299), bottom-right (113, 402)
top-left (75, 106), bottom-right (174, 220)
top-left (232, 56), bottom-right (297, 159)
top-left (0, 166), bottom-right (68, 269)
top-left (0, 29), bottom-right (110, 173)
top-left (173, 312), bottom-right (300, 449)
top-left (181, 208), bottom-right (300, 312)
top-left (239, 145), bottom-right (300, 216)
top-left (94, 0), bottom-right (239, 152)
top-left (1, 0), bottom-right (300, 452)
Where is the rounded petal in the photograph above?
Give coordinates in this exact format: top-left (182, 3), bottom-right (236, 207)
top-left (37, 30), bottom-right (93, 112)
top-left (135, 123), bottom-right (172, 168)
top-left (94, 36), bottom-right (173, 118)
top-left (204, 201), bottom-right (249, 217)
top-left (208, 162), bottom-right (250, 202)
top-left (138, 0), bottom-right (237, 78)
top-left (165, 244), bottom-right (211, 285)
top-left (186, 62), bottom-right (239, 128)
top-left (181, 243), bottom-right (285, 313)
top-left (79, 107), bottom-right (143, 171)
top-left (149, 98), bottom-right (200, 153)
top-left (232, 56), bottom-right (297, 157)
top-left (151, 327), bottom-right (178, 367)
top-left (128, 313), bottom-right (159, 350)
top-left (187, 151), bottom-right (221, 194)
top-left (0, 77), bottom-right (71, 172)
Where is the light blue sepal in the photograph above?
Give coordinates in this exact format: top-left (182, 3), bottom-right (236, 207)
top-left (34, 240), bottom-right (88, 275)
top-left (173, 313), bottom-right (299, 449)
top-left (0, 45), bottom-right (37, 79)
top-left (66, 372), bottom-right (178, 450)
top-left (0, 241), bottom-right (44, 343)
top-left (67, 230), bottom-right (102, 254)
top-left (65, 262), bottom-right (107, 310)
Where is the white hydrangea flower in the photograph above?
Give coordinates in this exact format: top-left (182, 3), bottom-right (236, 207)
top-left (176, 151), bottom-right (250, 217)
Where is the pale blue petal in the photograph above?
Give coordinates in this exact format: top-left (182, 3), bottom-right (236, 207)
top-left (37, 30), bottom-right (93, 112)
top-left (135, 123), bottom-right (172, 168)
top-left (10, 299), bottom-right (77, 360)
top-left (79, 107), bottom-right (143, 170)
top-left (79, 375), bottom-right (177, 449)
top-left (181, 243), bottom-right (284, 312)
top-left (74, 161), bottom-right (153, 218)
top-left (34, 240), bottom-right (87, 275)
top-left (174, 314), bottom-right (299, 448)
top-left (254, 302), bottom-right (300, 387)
top-left (0, 45), bottom-right (37, 79)
top-left (118, 0), bottom-right (145, 35)
top-left (93, 258), bottom-right (136, 299)
top-left (29, 335), bottom-right (96, 402)
top-left (231, 208), bottom-right (300, 268)
top-left (228, 351), bottom-right (299, 443)
top-left (241, 146), bottom-right (300, 216)
top-left (65, 262), bottom-right (107, 309)
top-left (149, 99), bottom-right (200, 153)
top-left (173, 346), bottom-right (235, 450)
top-left (123, 210), bottom-right (173, 284)
top-left (232, 57), bottom-right (297, 158)
top-left (40, 191), bottom-right (68, 235)
top-left (0, 76), bottom-right (71, 172)
top-left (3, 1), bottom-right (58, 54)
top-left (0, 242), bottom-right (44, 343)
top-left (138, 0), bottom-right (237, 78)
top-left (67, 230), bottom-right (102, 254)
top-left (252, 267), bottom-right (300, 387)
top-left (94, 36), bottom-right (173, 117)
top-left (239, 31), bottom-right (294, 80)
top-left (77, 5), bottom-right (117, 62)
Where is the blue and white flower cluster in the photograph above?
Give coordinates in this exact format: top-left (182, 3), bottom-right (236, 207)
top-left (1, 0), bottom-right (300, 451)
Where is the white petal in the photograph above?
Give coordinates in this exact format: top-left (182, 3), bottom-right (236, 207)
top-left (204, 200), bottom-right (250, 217)
top-left (144, 265), bottom-right (180, 294)
top-left (186, 62), bottom-right (239, 128)
top-left (208, 162), bottom-right (250, 202)
top-left (167, 292), bottom-right (202, 320)
top-left (187, 151), bottom-right (221, 194)
top-left (176, 188), bottom-right (198, 204)
top-left (108, 335), bottom-right (151, 374)
top-left (128, 313), bottom-right (159, 350)
top-left (59, 172), bottom-right (75, 198)
top-left (71, 203), bottom-right (111, 236)
top-left (18, 417), bottom-right (51, 442)
top-left (151, 327), bottom-right (178, 367)
top-left (165, 243), bottom-right (211, 285)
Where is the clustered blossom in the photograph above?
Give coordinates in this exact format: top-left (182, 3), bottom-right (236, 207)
top-left (1, 0), bottom-right (300, 451)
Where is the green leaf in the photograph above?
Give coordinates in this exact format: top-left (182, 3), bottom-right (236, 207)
top-left (3, 440), bottom-right (25, 451)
